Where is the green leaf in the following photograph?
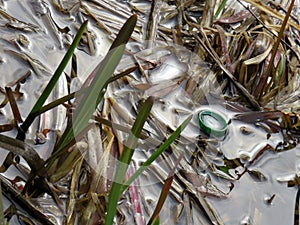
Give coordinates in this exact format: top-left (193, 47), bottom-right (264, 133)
top-left (56, 45), bottom-right (125, 153)
top-left (29, 65), bottom-right (138, 118)
top-left (109, 14), bottom-right (137, 50)
top-left (105, 96), bottom-right (154, 225)
top-left (214, 0), bottom-right (227, 19)
top-left (150, 217), bottom-right (160, 225)
top-left (122, 115), bottom-right (192, 192)
top-left (31, 21), bottom-right (88, 114)
top-left (47, 14), bottom-right (137, 164)
top-left (17, 21), bottom-right (88, 140)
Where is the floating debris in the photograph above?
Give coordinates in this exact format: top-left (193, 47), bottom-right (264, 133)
top-left (0, 0), bottom-right (299, 225)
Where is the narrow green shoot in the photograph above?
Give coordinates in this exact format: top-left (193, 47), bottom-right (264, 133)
top-left (46, 15), bottom-right (137, 165)
top-left (122, 115), bottom-right (192, 192)
top-left (214, 0), bottom-right (227, 19)
top-left (105, 96), bottom-right (154, 225)
top-left (53, 45), bottom-right (125, 153)
top-left (150, 217), bottom-right (160, 225)
top-left (28, 65), bottom-right (138, 119)
top-left (16, 21), bottom-right (88, 140)
top-left (276, 54), bottom-right (285, 82)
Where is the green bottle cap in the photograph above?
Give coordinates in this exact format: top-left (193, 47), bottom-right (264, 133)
top-left (198, 110), bottom-right (228, 137)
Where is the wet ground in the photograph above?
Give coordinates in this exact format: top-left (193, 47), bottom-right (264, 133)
top-left (0, 0), bottom-right (299, 224)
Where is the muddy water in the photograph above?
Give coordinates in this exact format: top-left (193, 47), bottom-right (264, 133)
top-left (0, 0), bottom-right (299, 225)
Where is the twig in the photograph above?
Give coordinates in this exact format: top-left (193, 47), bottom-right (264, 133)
top-left (259, 0), bottom-right (295, 99)
top-left (0, 174), bottom-right (55, 225)
top-left (0, 134), bottom-right (45, 175)
top-left (194, 29), bottom-right (262, 110)
top-left (236, 0), bottom-right (300, 61)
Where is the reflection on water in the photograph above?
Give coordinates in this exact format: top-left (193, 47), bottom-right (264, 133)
top-left (0, 0), bottom-right (299, 225)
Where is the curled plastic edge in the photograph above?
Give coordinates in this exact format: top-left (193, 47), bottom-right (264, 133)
top-left (198, 110), bottom-right (228, 137)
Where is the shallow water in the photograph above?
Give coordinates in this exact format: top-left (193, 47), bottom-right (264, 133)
top-left (208, 147), bottom-right (299, 224)
top-left (0, 0), bottom-right (299, 225)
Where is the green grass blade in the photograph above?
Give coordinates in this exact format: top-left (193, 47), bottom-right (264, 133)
top-left (56, 45), bottom-right (125, 152)
top-left (150, 217), bottom-right (160, 225)
top-left (47, 14), bottom-right (137, 164)
top-left (30, 20), bottom-right (88, 114)
top-left (214, 0), bottom-right (227, 19)
top-left (17, 21), bottom-right (88, 140)
top-left (105, 96), bottom-right (154, 225)
top-left (32, 66), bottom-right (138, 118)
top-left (109, 14), bottom-right (137, 50)
top-left (121, 115), bottom-right (192, 192)
top-left (121, 96), bottom-right (154, 164)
